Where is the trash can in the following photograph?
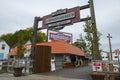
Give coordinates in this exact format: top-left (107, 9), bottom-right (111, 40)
top-left (115, 76), bottom-right (120, 80)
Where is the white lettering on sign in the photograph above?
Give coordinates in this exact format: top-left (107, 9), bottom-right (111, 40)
top-left (49, 32), bottom-right (71, 43)
top-left (51, 9), bottom-right (67, 16)
top-left (45, 12), bottom-right (75, 24)
top-left (48, 20), bottom-right (71, 27)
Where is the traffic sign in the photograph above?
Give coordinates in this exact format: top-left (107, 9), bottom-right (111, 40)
top-left (92, 61), bottom-right (102, 72)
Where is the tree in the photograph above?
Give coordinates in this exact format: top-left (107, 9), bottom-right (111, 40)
top-left (73, 34), bottom-right (85, 50)
top-left (0, 27), bottom-right (46, 47)
top-left (16, 39), bottom-right (26, 66)
top-left (0, 33), bottom-right (14, 46)
top-left (83, 20), bottom-right (102, 60)
top-left (73, 34), bottom-right (90, 57)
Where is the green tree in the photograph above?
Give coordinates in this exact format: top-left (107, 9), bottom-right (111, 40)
top-left (83, 20), bottom-right (101, 60)
top-left (16, 39), bottom-right (26, 58)
top-left (15, 38), bottom-right (26, 67)
top-left (73, 34), bottom-right (86, 51)
top-left (73, 34), bottom-right (91, 57)
top-left (0, 27), bottom-right (46, 47)
top-left (37, 31), bottom-right (46, 42)
top-left (0, 33), bottom-right (14, 46)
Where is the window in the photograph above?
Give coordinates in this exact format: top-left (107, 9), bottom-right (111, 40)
top-left (106, 57), bottom-right (108, 58)
top-left (1, 44), bottom-right (5, 50)
top-left (114, 56), bottom-right (118, 58)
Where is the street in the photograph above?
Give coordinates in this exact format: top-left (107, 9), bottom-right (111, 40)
top-left (0, 63), bottom-right (92, 80)
top-left (40, 63), bottom-right (92, 80)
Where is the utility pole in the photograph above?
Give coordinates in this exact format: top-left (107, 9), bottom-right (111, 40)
top-left (89, 0), bottom-right (100, 60)
top-left (107, 33), bottom-right (113, 72)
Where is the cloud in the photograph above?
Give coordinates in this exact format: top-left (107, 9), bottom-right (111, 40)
top-left (0, 0), bottom-right (120, 51)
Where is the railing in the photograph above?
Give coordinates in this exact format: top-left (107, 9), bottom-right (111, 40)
top-left (0, 58), bottom-right (33, 74)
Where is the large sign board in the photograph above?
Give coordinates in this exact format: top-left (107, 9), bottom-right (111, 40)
top-left (48, 30), bottom-right (72, 44)
top-left (42, 7), bottom-right (80, 28)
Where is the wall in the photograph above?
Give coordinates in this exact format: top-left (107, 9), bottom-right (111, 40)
top-left (0, 40), bottom-right (10, 59)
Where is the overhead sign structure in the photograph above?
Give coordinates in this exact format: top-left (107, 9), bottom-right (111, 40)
top-left (48, 30), bottom-right (72, 44)
top-left (42, 7), bottom-right (80, 28)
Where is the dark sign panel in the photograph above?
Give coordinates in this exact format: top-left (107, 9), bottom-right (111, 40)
top-left (42, 7), bottom-right (80, 28)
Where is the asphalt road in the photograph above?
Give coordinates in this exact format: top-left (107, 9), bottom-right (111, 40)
top-left (40, 63), bottom-right (92, 80)
top-left (0, 63), bottom-right (92, 80)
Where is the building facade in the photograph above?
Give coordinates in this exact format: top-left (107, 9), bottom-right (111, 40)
top-left (0, 39), bottom-right (10, 60)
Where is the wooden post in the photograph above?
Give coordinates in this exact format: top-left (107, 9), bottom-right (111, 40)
top-left (89, 0), bottom-right (101, 60)
top-left (31, 17), bottom-right (42, 73)
top-left (31, 17), bottom-right (38, 59)
top-left (107, 33), bottom-right (113, 72)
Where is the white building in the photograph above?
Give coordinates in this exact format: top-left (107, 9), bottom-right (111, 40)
top-left (101, 52), bottom-right (109, 61)
top-left (101, 51), bottom-right (120, 72)
top-left (0, 39), bottom-right (10, 60)
top-left (0, 39), bottom-right (10, 70)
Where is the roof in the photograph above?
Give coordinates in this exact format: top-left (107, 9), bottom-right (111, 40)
top-left (37, 40), bottom-right (85, 56)
top-left (9, 47), bottom-right (17, 55)
top-left (9, 44), bottom-right (31, 55)
top-left (9, 40), bottom-right (85, 57)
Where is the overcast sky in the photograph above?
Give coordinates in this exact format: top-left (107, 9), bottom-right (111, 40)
top-left (0, 0), bottom-right (120, 52)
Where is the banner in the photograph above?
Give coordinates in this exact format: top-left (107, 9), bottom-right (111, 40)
top-left (48, 30), bottom-right (72, 44)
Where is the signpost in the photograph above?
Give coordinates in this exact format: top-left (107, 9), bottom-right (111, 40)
top-left (42, 7), bottom-right (80, 28)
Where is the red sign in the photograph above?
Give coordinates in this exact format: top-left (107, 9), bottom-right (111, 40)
top-left (92, 62), bottom-right (102, 72)
top-left (48, 30), bottom-right (72, 43)
top-left (93, 62), bottom-right (101, 66)
top-left (42, 7), bottom-right (80, 28)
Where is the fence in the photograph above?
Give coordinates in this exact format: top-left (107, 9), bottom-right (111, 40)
top-left (0, 58), bottom-right (33, 74)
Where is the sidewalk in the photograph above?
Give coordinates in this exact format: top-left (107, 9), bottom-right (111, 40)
top-left (0, 73), bottom-right (86, 80)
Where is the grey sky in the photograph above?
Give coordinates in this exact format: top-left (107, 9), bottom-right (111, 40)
top-left (0, 0), bottom-right (120, 52)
